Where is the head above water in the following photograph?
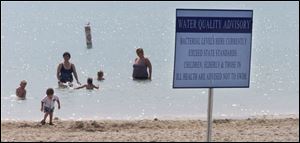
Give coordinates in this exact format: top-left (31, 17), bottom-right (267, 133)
top-left (97, 71), bottom-right (104, 77)
top-left (87, 78), bottom-right (93, 84)
top-left (136, 48), bottom-right (144, 58)
top-left (20, 80), bottom-right (27, 87)
top-left (63, 52), bottom-right (71, 61)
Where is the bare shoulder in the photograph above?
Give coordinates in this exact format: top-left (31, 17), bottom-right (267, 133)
top-left (144, 57), bottom-right (151, 64)
top-left (16, 88), bottom-right (20, 94)
top-left (58, 63), bottom-right (63, 67)
top-left (71, 63), bottom-right (77, 68)
top-left (71, 63), bottom-right (77, 70)
top-left (58, 63), bottom-right (65, 70)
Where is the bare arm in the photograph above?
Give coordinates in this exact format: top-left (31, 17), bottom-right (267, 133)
top-left (145, 58), bottom-right (152, 80)
top-left (57, 63), bottom-right (62, 81)
top-left (75, 85), bottom-right (86, 89)
top-left (16, 88), bottom-right (20, 97)
top-left (57, 99), bottom-right (61, 109)
top-left (71, 64), bottom-right (81, 85)
top-left (94, 84), bottom-right (99, 89)
top-left (41, 102), bottom-right (44, 112)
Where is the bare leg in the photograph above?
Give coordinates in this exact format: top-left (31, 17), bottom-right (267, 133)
top-left (49, 113), bottom-right (53, 125)
top-left (43, 113), bottom-right (49, 121)
top-left (41, 113), bottom-right (49, 125)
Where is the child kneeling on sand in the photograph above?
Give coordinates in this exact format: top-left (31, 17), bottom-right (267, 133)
top-left (40, 88), bottom-right (61, 125)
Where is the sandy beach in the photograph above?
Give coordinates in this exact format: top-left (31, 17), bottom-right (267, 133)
top-left (1, 117), bottom-right (299, 142)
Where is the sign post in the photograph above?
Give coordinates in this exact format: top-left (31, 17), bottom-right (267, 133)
top-left (173, 9), bottom-right (253, 142)
top-left (207, 88), bottom-right (213, 142)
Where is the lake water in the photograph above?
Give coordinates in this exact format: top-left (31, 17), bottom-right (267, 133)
top-left (1, 2), bottom-right (299, 120)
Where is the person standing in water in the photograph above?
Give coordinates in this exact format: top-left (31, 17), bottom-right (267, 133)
top-left (132, 48), bottom-right (152, 80)
top-left (57, 52), bottom-right (81, 87)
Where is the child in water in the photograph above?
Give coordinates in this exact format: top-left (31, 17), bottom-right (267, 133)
top-left (16, 80), bottom-right (27, 99)
top-left (75, 78), bottom-right (99, 90)
top-left (97, 70), bottom-right (105, 81)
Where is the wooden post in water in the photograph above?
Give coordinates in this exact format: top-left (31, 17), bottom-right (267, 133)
top-left (85, 22), bottom-right (92, 48)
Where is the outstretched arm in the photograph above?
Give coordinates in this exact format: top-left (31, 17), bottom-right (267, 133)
top-left (94, 84), bottom-right (99, 89)
top-left (75, 85), bottom-right (86, 89)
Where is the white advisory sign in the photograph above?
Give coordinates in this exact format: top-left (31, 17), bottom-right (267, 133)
top-left (173, 9), bottom-right (253, 88)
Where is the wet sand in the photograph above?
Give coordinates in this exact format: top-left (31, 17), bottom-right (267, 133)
top-left (1, 117), bottom-right (299, 142)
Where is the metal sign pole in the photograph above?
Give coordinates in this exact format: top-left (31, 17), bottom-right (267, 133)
top-left (207, 88), bottom-right (214, 142)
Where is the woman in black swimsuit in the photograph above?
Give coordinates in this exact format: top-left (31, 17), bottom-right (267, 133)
top-left (57, 52), bottom-right (81, 86)
top-left (132, 48), bottom-right (152, 80)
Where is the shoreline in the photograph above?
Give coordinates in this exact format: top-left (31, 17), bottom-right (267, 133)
top-left (1, 117), bottom-right (299, 142)
top-left (1, 113), bottom-right (299, 121)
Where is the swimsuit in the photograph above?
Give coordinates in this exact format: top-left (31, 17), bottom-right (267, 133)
top-left (60, 63), bottom-right (73, 83)
top-left (133, 59), bottom-right (148, 79)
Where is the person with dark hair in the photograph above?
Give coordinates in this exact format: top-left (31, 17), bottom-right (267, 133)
top-left (40, 88), bottom-right (60, 125)
top-left (57, 52), bottom-right (81, 87)
top-left (97, 70), bottom-right (105, 81)
top-left (16, 80), bottom-right (27, 99)
top-left (75, 77), bottom-right (99, 90)
top-left (132, 48), bottom-right (152, 80)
